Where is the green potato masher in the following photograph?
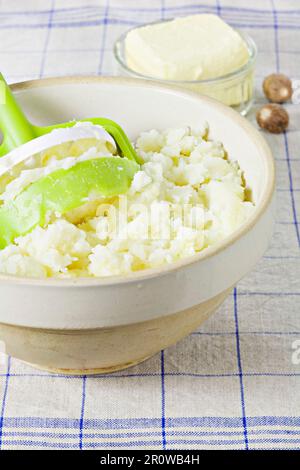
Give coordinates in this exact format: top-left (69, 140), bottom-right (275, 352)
top-left (0, 73), bottom-right (140, 249)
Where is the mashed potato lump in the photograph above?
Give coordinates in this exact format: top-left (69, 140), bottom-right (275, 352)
top-left (0, 123), bottom-right (254, 278)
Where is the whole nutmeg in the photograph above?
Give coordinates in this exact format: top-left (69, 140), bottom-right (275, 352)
top-left (256, 103), bottom-right (289, 134)
top-left (263, 73), bottom-right (292, 103)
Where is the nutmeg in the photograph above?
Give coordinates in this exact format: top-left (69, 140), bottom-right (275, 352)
top-left (263, 73), bottom-right (292, 103)
top-left (256, 103), bottom-right (289, 134)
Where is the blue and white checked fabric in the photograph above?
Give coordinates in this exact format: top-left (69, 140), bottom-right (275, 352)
top-left (0, 0), bottom-right (299, 450)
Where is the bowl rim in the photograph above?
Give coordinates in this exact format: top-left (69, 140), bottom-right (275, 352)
top-left (114, 20), bottom-right (257, 85)
top-left (0, 75), bottom-right (275, 287)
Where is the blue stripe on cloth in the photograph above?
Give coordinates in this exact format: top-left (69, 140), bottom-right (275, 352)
top-left (1, 437), bottom-right (300, 449)
top-left (0, 6), bottom-right (101, 16)
top-left (233, 288), bottom-right (249, 450)
top-left (161, 0), bottom-right (166, 20)
top-left (160, 350), bottom-right (167, 450)
top-left (1, 415), bottom-right (300, 431)
top-left (0, 357), bottom-right (11, 450)
top-left (0, 4), bottom-right (299, 15)
top-left (271, 0), bottom-right (280, 73)
top-left (97, 0), bottom-right (110, 75)
top-left (0, 15), bottom-right (300, 30)
top-left (109, 4), bottom-right (300, 15)
top-left (2, 426), bottom-right (300, 440)
top-left (39, 0), bottom-right (55, 78)
top-left (0, 440), bottom-right (79, 449)
top-left (79, 375), bottom-right (87, 450)
top-left (0, 21), bottom-right (299, 31)
top-left (0, 4), bottom-right (300, 17)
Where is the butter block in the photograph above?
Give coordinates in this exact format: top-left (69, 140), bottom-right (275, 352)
top-left (125, 14), bottom-right (250, 81)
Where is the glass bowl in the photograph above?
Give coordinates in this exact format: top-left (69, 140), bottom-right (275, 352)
top-left (114, 21), bottom-right (257, 116)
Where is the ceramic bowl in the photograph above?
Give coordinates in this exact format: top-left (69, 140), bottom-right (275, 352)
top-left (0, 77), bottom-right (275, 374)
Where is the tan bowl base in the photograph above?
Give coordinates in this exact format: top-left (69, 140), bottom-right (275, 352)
top-left (22, 354), bottom-right (153, 375)
top-left (0, 288), bottom-right (231, 375)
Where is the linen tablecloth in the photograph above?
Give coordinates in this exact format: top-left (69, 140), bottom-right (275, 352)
top-left (0, 0), bottom-right (299, 450)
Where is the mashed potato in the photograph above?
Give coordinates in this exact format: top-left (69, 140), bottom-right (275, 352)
top-left (0, 123), bottom-right (254, 278)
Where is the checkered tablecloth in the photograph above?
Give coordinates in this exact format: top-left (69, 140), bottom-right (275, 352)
top-left (0, 0), bottom-right (299, 451)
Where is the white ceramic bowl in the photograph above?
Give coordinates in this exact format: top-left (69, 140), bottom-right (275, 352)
top-left (0, 77), bottom-right (275, 374)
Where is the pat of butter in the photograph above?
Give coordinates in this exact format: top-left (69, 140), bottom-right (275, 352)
top-left (125, 14), bottom-right (249, 81)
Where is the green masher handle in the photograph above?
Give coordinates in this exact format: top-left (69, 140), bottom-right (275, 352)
top-left (0, 73), bottom-right (37, 157)
top-left (0, 73), bottom-right (139, 164)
